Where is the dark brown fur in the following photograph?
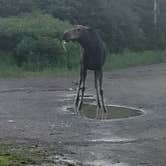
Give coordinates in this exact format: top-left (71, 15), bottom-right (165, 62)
top-left (63, 25), bottom-right (107, 112)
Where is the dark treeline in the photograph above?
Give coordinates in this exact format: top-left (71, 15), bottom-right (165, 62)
top-left (0, 0), bottom-right (166, 51)
top-left (0, 0), bottom-right (165, 69)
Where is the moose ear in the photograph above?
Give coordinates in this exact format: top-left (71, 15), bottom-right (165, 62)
top-left (86, 26), bottom-right (92, 30)
top-left (75, 25), bottom-right (91, 30)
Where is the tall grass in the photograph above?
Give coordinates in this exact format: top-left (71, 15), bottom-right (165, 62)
top-left (0, 50), bottom-right (166, 78)
top-left (105, 50), bottom-right (166, 70)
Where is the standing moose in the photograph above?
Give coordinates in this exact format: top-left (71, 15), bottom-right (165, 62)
top-left (63, 25), bottom-right (107, 112)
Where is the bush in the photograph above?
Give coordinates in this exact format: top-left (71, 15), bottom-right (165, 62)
top-left (0, 12), bottom-right (80, 70)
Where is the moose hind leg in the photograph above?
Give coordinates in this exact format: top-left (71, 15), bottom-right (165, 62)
top-left (95, 70), bottom-right (101, 109)
top-left (99, 70), bottom-right (107, 112)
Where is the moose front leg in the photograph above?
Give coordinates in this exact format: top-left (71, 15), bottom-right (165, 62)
top-left (98, 69), bottom-right (107, 112)
top-left (75, 70), bottom-right (83, 112)
top-left (77, 69), bottom-right (87, 111)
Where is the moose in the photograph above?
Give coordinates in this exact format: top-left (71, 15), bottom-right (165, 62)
top-left (63, 25), bottom-right (107, 112)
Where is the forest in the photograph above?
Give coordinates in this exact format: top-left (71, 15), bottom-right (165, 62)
top-left (0, 0), bottom-right (166, 75)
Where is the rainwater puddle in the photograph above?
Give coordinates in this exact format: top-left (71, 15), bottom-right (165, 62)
top-left (87, 161), bottom-right (132, 166)
top-left (112, 162), bottom-right (132, 166)
top-left (67, 104), bottom-right (143, 120)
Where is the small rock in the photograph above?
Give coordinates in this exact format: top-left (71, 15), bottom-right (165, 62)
top-left (8, 120), bottom-right (16, 123)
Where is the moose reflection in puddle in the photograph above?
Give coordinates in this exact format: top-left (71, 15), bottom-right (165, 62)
top-left (67, 104), bottom-right (143, 120)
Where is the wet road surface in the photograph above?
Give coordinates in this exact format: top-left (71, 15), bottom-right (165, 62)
top-left (0, 64), bottom-right (166, 165)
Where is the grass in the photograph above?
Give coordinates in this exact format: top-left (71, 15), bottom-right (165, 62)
top-left (0, 65), bottom-right (79, 78)
top-left (0, 157), bottom-right (8, 166)
top-left (0, 50), bottom-right (166, 78)
top-left (105, 50), bottom-right (166, 70)
top-left (0, 144), bottom-right (47, 166)
top-left (0, 154), bottom-right (28, 166)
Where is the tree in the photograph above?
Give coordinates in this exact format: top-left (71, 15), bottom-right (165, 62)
top-left (0, 0), bottom-right (165, 51)
top-left (0, 0), bottom-right (37, 16)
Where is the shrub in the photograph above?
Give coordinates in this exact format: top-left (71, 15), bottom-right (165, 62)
top-left (0, 12), bottom-right (80, 70)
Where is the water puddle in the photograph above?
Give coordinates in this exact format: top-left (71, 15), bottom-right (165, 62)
top-left (112, 162), bottom-right (132, 166)
top-left (91, 138), bottom-right (136, 143)
top-left (86, 160), bottom-right (132, 166)
top-left (67, 104), bottom-right (143, 120)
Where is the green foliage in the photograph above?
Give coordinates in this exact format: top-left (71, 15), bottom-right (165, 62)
top-left (0, 0), bottom-right (166, 75)
top-left (0, 12), bottom-right (70, 42)
top-left (35, 0), bottom-right (165, 51)
top-left (0, 50), bottom-right (166, 78)
top-left (105, 50), bottom-right (166, 70)
top-left (134, 0), bottom-right (166, 49)
top-left (41, 0), bottom-right (145, 51)
top-left (0, 12), bottom-right (80, 70)
top-left (0, 0), bottom-right (37, 17)
top-left (0, 156), bottom-right (8, 166)
top-left (0, 0), bottom-right (166, 52)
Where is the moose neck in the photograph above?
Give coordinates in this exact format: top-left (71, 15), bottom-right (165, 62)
top-left (78, 30), bottom-right (99, 53)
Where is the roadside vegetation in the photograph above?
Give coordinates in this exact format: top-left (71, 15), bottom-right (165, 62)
top-left (0, 144), bottom-right (47, 166)
top-left (0, 1), bottom-right (165, 78)
top-left (0, 49), bottom-right (166, 78)
top-left (105, 50), bottom-right (166, 70)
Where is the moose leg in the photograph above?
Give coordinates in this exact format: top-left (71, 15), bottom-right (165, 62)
top-left (99, 69), bottom-right (107, 112)
top-left (75, 69), bottom-right (83, 110)
top-left (78, 69), bottom-right (87, 111)
top-left (94, 70), bottom-right (101, 109)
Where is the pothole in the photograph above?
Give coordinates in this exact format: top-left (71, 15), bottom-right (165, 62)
top-left (67, 104), bottom-right (143, 120)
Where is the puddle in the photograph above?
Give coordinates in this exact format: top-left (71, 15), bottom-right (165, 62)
top-left (67, 104), bottom-right (143, 120)
top-left (91, 138), bottom-right (136, 143)
top-left (112, 162), bottom-right (132, 166)
top-left (86, 160), bottom-right (132, 166)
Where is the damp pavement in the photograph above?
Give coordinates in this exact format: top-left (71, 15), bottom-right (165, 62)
top-left (0, 64), bottom-right (166, 165)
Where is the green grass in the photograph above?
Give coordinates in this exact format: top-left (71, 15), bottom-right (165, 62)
top-left (0, 156), bottom-right (8, 166)
top-left (0, 144), bottom-right (47, 166)
top-left (0, 154), bottom-right (28, 166)
top-left (105, 50), bottom-right (166, 70)
top-left (0, 65), bottom-right (78, 78)
top-left (0, 50), bottom-right (166, 78)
